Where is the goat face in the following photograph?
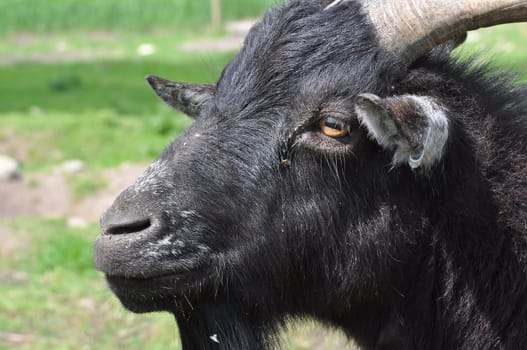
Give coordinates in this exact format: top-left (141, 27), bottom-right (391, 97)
top-left (93, 1), bottom-right (422, 315)
top-left (91, 0), bottom-right (496, 321)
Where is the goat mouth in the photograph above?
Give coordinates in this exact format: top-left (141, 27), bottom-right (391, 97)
top-left (93, 227), bottom-right (211, 278)
top-left (104, 262), bottom-right (210, 291)
top-left (106, 273), bottom-right (183, 295)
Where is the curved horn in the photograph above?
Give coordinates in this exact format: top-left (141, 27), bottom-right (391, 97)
top-left (326, 0), bottom-right (527, 64)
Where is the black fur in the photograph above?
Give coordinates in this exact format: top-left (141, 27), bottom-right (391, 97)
top-left (94, 0), bottom-right (527, 348)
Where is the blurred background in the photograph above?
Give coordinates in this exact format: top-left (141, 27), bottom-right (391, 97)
top-left (0, 0), bottom-right (526, 349)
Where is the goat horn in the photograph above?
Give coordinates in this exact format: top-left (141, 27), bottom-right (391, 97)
top-left (325, 0), bottom-right (527, 64)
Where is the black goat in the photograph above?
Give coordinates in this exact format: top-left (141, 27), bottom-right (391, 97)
top-left (94, 0), bottom-right (527, 348)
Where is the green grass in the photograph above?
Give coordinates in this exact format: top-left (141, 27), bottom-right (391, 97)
top-left (0, 43), bottom-right (235, 171)
top-left (0, 218), bottom-right (179, 350)
top-left (0, 111), bottom-right (192, 171)
top-left (454, 23), bottom-right (527, 73)
top-left (0, 29), bottom-right (236, 172)
top-left (0, 53), bottom-right (233, 115)
top-left (0, 0), bottom-right (276, 34)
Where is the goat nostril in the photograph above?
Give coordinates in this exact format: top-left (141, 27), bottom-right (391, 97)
top-left (104, 219), bottom-right (152, 236)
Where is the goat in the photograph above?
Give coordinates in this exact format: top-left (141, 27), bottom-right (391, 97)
top-left (94, 0), bottom-right (527, 348)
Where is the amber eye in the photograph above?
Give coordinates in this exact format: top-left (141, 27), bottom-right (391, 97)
top-left (319, 116), bottom-right (350, 138)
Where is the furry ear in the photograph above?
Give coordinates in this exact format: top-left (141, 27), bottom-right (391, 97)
top-left (355, 93), bottom-right (449, 170)
top-left (146, 75), bottom-right (216, 119)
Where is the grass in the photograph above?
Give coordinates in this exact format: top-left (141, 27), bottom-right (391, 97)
top-left (0, 218), bottom-right (179, 350)
top-left (455, 23), bottom-right (527, 73)
top-left (0, 28), bottom-right (235, 172)
top-left (0, 53), bottom-right (233, 115)
top-left (0, 47), bottom-right (234, 171)
top-left (0, 0), bottom-right (276, 34)
top-left (0, 111), bottom-right (193, 171)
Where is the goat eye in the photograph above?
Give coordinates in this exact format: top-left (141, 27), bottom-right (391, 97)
top-left (319, 116), bottom-right (350, 138)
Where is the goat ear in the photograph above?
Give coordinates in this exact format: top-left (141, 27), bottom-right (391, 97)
top-left (146, 75), bottom-right (216, 119)
top-left (354, 93), bottom-right (449, 170)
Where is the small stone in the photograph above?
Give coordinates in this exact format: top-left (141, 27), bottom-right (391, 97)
top-left (2, 332), bottom-right (35, 345)
top-left (60, 160), bottom-right (86, 173)
top-left (226, 20), bottom-right (255, 36)
top-left (67, 217), bottom-right (88, 228)
top-left (137, 43), bottom-right (155, 56)
top-left (29, 106), bottom-right (43, 115)
top-left (78, 297), bottom-right (96, 311)
top-left (0, 155), bottom-right (21, 181)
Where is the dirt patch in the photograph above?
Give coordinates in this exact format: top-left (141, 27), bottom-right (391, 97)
top-left (179, 37), bottom-right (244, 53)
top-left (0, 162), bottom-right (147, 222)
top-left (1, 20), bottom-right (255, 65)
top-left (0, 31), bottom-right (122, 66)
top-left (0, 162), bottom-right (146, 256)
top-left (174, 20), bottom-right (256, 53)
top-left (0, 50), bottom-right (123, 66)
top-left (0, 173), bottom-right (69, 218)
top-left (72, 163), bottom-right (147, 221)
